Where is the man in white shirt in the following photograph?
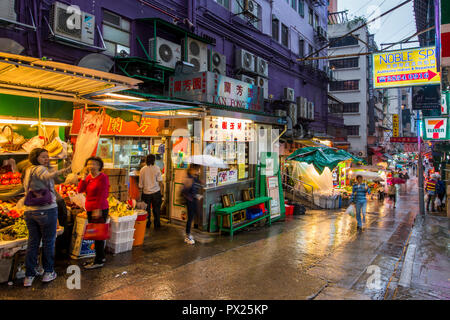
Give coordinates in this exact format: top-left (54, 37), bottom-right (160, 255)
top-left (139, 154), bottom-right (163, 229)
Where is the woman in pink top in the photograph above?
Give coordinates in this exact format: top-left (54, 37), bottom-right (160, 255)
top-left (78, 156), bottom-right (110, 269)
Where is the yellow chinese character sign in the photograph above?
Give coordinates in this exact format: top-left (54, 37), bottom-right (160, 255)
top-left (107, 117), bottom-right (123, 133)
top-left (392, 114), bottom-right (399, 137)
top-left (372, 47), bottom-right (441, 89)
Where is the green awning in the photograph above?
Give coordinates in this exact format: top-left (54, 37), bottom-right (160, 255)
top-left (286, 147), bottom-right (366, 174)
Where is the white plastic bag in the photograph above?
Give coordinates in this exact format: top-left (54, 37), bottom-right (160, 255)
top-left (434, 197), bottom-right (441, 207)
top-left (69, 192), bottom-right (86, 210)
top-left (346, 204), bottom-right (355, 217)
top-left (22, 136), bottom-right (45, 153)
top-left (71, 110), bottom-right (104, 174)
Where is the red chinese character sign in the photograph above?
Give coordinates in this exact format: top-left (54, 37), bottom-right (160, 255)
top-left (169, 72), bottom-right (263, 111)
top-left (204, 117), bottom-right (255, 142)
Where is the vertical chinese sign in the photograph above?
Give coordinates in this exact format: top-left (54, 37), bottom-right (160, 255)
top-left (392, 114), bottom-right (399, 137)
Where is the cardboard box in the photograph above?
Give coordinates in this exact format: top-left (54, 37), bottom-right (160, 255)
top-left (119, 190), bottom-right (128, 202)
top-left (70, 216), bottom-right (96, 259)
top-left (108, 175), bottom-right (120, 186)
top-left (109, 184), bottom-right (121, 193)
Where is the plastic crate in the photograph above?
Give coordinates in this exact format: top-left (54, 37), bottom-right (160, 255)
top-left (109, 229), bottom-right (135, 243)
top-left (110, 214), bottom-right (137, 232)
top-left (246, 208), bottom-right (264, 220)
top-left (106, 239), bottom-right (134, 254)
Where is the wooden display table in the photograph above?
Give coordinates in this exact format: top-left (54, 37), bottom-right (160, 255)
top-left (215, 196), bottom-right (272, 237)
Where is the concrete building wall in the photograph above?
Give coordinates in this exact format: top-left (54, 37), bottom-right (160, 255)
top-left (0, 0), bottom-right (341, 135)
top-left (327, 21), bottom-right (369, 157)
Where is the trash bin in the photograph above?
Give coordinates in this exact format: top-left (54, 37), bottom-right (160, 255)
top-left (133, 211), bottom-right (148, 247)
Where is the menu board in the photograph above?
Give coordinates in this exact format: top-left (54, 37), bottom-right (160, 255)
top-left (205, 117), bottom-right (255, 142)
top-left (266, 176), bottom-right (280, 219)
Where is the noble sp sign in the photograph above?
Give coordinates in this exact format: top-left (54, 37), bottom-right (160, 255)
top-left (372, 47), bottom-right (441, 89)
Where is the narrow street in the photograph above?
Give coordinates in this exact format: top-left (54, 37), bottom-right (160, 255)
top-left (1, 178), bottom-right (447, 300)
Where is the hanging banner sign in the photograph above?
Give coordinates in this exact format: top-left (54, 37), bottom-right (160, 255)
top-left (392, 114), bottom-right (399, 137)
top-left (422, 117), bottom-right (450, 140)
top-left (372, 47), bottom-right (441, 89)
top-left (412, 85), bottom-right (441, 110)
top-left (390, 137), bottom-right (421, 143)
top-left (442, 91), bottom-right (449, 114)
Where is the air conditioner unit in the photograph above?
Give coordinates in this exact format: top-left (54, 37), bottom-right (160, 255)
top-left (238, 74), bottom-right (256, 85)
top-left (297, 97), bottom-right (308, 119)
top-left (288, 103), bottom-right (298, 127)
top-left (0, 0), bottom-right (17, 21)
top-left (51, 1), bottom-right (95, 45)
top-left (275, 109), bottom-right (287, 117)
top-left (284, 87), bottom-right (295, 102)
top-left (255, 56), bottom-right (269, 78)
top-left (256, 76), bottom-right (268, 99)
top-left (308, 101), bottom-right (315, 120)
top-left (182, 37), bottom-right (208, 72)
top-left (149, 37), bottom-right (181, 69)
top-left (235, 48), bottom-right (256, 73)
top-left (244, 0), bottom-right (258, 19)
top-left (208, 49), bottom-right (227, 75)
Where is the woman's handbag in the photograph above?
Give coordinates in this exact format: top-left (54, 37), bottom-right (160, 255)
top-left (24, 167), bottom-right (53, 206)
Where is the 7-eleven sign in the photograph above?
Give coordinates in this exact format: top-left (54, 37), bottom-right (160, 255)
top-left (423, 117), bottom-right (450, 140)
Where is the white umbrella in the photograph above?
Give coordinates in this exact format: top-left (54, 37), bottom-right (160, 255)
top-left (185, 155), bottom-right (229, 168)
top-left (349, 170), bottom-right (384, 181)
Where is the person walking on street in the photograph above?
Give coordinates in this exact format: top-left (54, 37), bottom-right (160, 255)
top-left (139, 154), bottom-right (163, 230)
top-left (388, 183), bottom-right (397, 208)
top-left (78, 157), bottom-right (110, 269)
top-left (435, 173), bottom-right (446, 212)
top-left (182, 164), bottom-right (202, 244)
top-left (425, 174), bottom-right (437, 212)
top-left (22, 148), bottom-right (71, 287)
top-left (351, 175), bottom-right (369, 231)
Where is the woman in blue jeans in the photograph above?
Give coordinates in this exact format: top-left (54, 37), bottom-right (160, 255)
top-left (22, 148), bottom-right (71, 287)
top-left (182, 164), bottom-right (202, 245)
top-left (351, 175), bottom-right (370, 231)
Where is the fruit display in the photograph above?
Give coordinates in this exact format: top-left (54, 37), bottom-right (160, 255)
top-left (108, 195), bottom-right (134, 218)
top-left (56, 184), bottom-right (78, 198)
top-left (0, 172), bottom-right (21, 186)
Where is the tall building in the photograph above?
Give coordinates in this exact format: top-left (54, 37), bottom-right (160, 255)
top-left (327, 16), bottom-right (376, 158)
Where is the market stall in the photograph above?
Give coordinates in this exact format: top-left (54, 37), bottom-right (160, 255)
top-left (286, 147), bottom-right (365, 209)
top-left (0, 50), bottom-right (142, 283)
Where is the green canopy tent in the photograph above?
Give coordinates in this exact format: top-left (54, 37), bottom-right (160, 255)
top-left (286, 147), bottom-right (366, 174)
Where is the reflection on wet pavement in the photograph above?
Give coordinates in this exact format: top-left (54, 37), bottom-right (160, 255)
top-left (1, 177), bottom-right (448, 300)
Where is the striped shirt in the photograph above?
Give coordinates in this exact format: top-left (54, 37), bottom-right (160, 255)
top-left (351, 183), bottom-right (369, 203)
top-left (425, 180), bottom-right (436, 193)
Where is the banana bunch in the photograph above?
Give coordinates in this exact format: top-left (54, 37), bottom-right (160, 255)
top-left (45, 138), bottom-right (63, 157)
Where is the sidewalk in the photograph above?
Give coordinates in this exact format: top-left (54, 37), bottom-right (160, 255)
top-left (393, 213), bottom-right (450, 300)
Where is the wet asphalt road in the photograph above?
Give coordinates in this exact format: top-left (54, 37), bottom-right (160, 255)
top-left (0, 177), bottom-right (448, 300)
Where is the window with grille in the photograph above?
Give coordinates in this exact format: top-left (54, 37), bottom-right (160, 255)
top-left (329, 35), bottom-right (359, 47)
top-left (281, 24), bottom-right (289, 47)
top-left (329, 80), bottom-right (359, 91)
top-left (345, 125), bottom-right (360, 136)
top-left (309, 7), bottom-right (313, 25)
top-left (299, 39), bottom-right (304, 57)
top-left (272, 18), bottom-right (279, 42)
top-left (314, 13), bottom-right (319, 28)
top-left (102, 10), bottom-right (131, 57)
top-left (215, 0), bottom-right (230, 9)
top-left (291, 0), bottom-right (297, 11)
top-left (298, 0), bottom-right (304, 17)
top-left (329, 57), bottom-right (359, 69)
top-left (343, 103), bottom-right (360, 113)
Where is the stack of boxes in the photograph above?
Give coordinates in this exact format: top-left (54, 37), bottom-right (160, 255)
top-left (70, 215), bottom-right (96, 259)
top-left (104, 168), bottom-right (128, 202)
